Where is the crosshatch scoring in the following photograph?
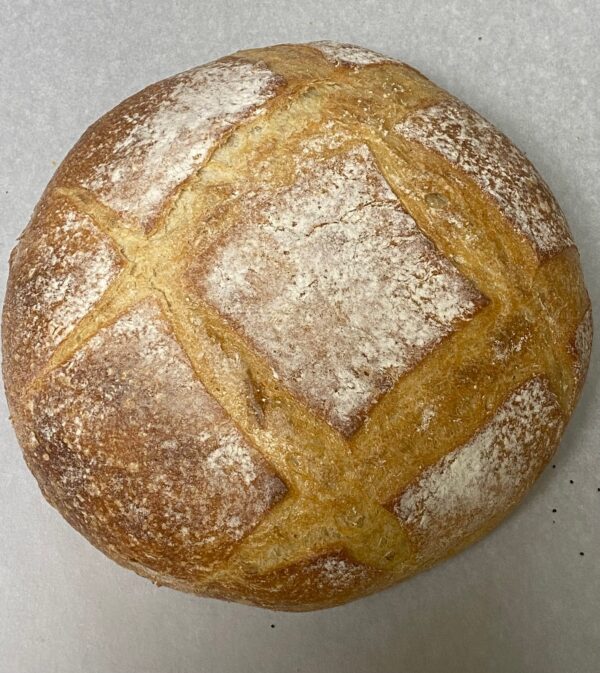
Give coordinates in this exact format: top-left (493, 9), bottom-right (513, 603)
top-left (3, 42), bottom-right (591, 610)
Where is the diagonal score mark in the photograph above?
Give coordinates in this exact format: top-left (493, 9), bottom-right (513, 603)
top-left (367, 132), bottom-right (586, 412)
top-left (24, 269), bottom-right (152, 396)
top-left (55, 187), bottom-right (148, 259)
top-left (23, 188), bottom-right (154, 395)
top-left (22, 62), bottom-right (587, 586)
top-left (352, 336), bottom-right (549, 505)
top-left (202, 494), bottom-right (411, 584)
top-left (346, 130), bottom-right (588, 510)
top-left (47, 186), bottom-right (413, 575)
top-left (152, 280), bottom-right (414, 572)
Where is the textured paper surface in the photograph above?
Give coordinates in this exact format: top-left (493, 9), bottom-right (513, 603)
top-left (0, 1), bottom-right (598, 672)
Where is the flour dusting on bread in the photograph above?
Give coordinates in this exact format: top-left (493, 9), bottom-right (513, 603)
top-left (29, 300), bottom-right (286, 571)
top-left (310, 41), bottom-right (395, 67)
top-left (3, 199), bottom-right (122, 392)
top-left (83, 59), bottom-right (284, 229)
top-left (197, 143), bottom-right (485, 435)
top-left (32, 210), bottom-right (118, 339)
top-left (395, 99), bottom-right (574, 256)
top-left (313, 554), bottom-right (370, 589)
top-left (393, 377), bottom-right (563, 558)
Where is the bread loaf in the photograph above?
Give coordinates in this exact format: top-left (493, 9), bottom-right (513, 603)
top-left (3, 41), bottom-right (592, 611)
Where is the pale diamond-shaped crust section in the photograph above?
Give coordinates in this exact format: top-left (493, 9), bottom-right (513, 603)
top-left (390, 377), bottom-right (564, 561)
top-left (194, 144), bottom-right (486, 435)
top-left (394, 99), bottom-right (574, 258)
top-left (2, 192), bottom-right (124, 400)
top-left (26, 300), bottom-right (286, 577)
top-left (310, 41), bottom-right (397, 67)
top-left (56, 58), bottom-right (285, 231)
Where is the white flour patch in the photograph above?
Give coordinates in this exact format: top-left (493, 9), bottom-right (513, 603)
top-left (395, 99), bottom-right (574, 256)
top-left (33, 211), bottom-right (118, 339)
top-left (83, 59), bottom-right (284, 228)
top-left (198, 143), bottom-right (484, 435)
top-left (310, 555), bottom-right (370, 590)
top-left (310, 41), bottom-right (396, 67)
top-left (206, 432), bottom-right (258, 487)
top-left (394, 377), bottom-right (563, 558)
top-left (8, 203), bottom-right (121, 386)
top-left (33, 300), bottom-right (286, 564)
top-left (573, 307), bottom-right (592, 393)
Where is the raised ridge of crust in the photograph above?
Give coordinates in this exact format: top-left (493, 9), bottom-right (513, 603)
top-left (194, 140), bottom-right (486, 436)
top-left (390, 376), bottom-right (564, 561)
top-left (394, 98), bottom-right (574, 258)
top-left (23, 299), bottom-right (287, 576)
top-left (52, 57), bottom-right (286, 232)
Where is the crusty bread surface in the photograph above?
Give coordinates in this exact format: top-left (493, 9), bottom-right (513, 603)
top-left (2, 41), bottom-right (591, 611)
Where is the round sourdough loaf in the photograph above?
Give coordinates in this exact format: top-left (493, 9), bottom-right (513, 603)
top-left (3, 41), bottom-right (592, 611)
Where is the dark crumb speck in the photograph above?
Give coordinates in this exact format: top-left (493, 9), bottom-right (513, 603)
top-left (580, 552), bottom-right (584, 556)
top-left (570, 480), bottom-right (574, 484)
top-left (478, 36), bottom-right (482, 41)
top-left (552, 465), bottom-right (556, 469)
top-left (552, 520), bottom-right (556, 524)
top-left (270, 624), bottom-right (275, 629)
top-left (552, 508), bottom-right (557, 513)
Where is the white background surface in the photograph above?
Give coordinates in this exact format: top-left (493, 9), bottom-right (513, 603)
top-left (1, 1), bottom-right (599, 672)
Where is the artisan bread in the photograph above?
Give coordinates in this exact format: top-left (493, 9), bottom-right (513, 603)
top-left (2, 41), bottom-right (592, 611)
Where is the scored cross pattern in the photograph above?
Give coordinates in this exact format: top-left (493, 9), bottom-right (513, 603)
top-left (24, 73), bottom-right (585, 590)
top-left (39, 182), bottom-right (411, 579)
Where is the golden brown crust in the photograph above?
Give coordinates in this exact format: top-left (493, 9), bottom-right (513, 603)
top-left (50, 56), bottom-right (287, 233)
top-left (386, 376), bottom-right (564, 563)
top-left (2, 41), bottom-right (591, 610)
top-left (203, 549), bottom-right (384, 611)
top-left (2, 190), bottom-right (124, 412)
top-left (22, 299), bottom-right (287, 577)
